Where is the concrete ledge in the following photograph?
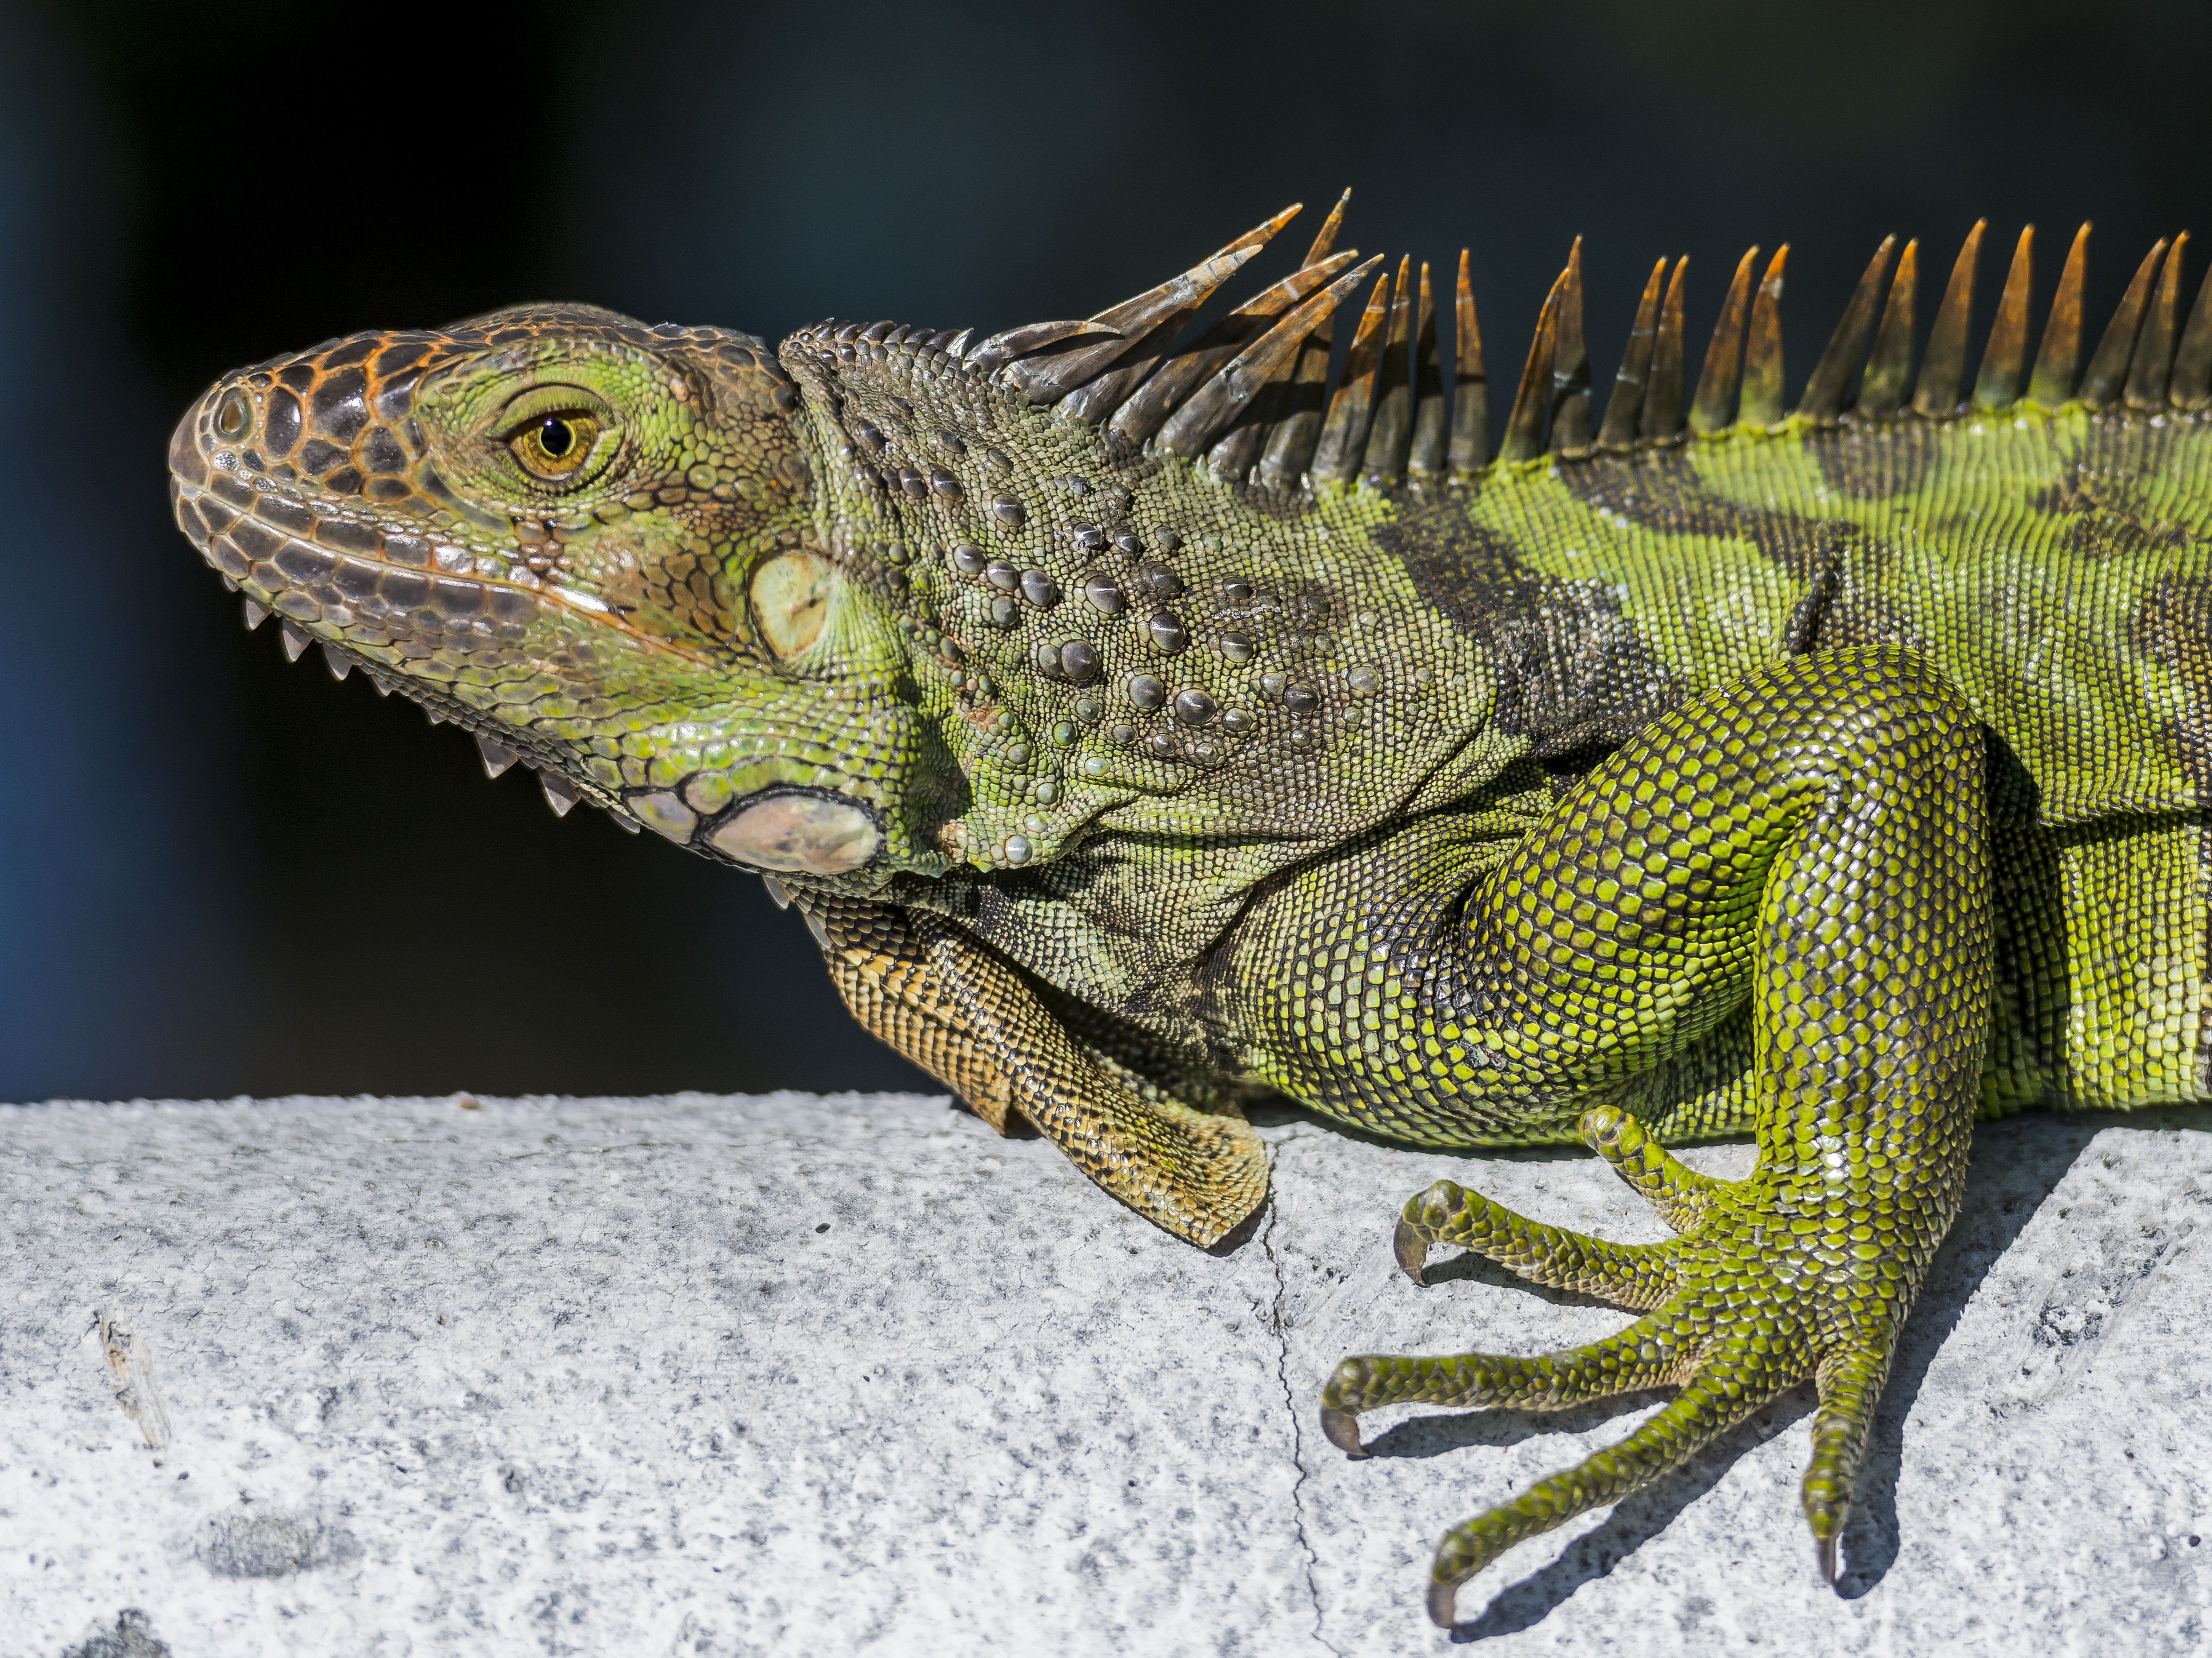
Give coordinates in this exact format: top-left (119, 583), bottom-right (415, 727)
top-left (2, 1093), bottom-right (2208, 1655)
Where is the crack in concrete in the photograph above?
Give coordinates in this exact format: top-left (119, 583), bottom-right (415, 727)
top-left (1260, 1132), bottom-right (1345, 1658)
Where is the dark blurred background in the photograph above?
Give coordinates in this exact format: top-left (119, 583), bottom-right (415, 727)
top-left (5, 0), bottom-right (2209, 1101)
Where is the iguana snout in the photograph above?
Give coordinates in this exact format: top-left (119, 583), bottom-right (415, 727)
top-left (168, 303), bottom-right (942, 877)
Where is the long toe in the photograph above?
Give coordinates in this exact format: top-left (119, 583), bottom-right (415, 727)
top-left (1427, 1357), bottom-right (1794, 1608)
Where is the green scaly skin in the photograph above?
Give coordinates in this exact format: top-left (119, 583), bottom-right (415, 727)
top-left (166, 220), bottom-right (2212, 1621)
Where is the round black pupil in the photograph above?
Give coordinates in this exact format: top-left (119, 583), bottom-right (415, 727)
top-left (538, 417), bottom-right (575, 457)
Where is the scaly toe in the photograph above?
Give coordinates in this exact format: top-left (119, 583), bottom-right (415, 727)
top-left (1580, 1102), bottom-right (1628, 1147)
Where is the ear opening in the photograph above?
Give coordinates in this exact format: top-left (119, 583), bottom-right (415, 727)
top-left (749, 549), bottom-right (838, 659)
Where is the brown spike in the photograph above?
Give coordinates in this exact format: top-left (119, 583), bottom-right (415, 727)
top-left (1095, 201), bottom-right (1297, 335)
top-left (1257, 235), bottom-right (1354, 489)
top-left (970, 318), bottom-right (1118, 373)
top-left (1020, 203), bottom-right (1302, 406)
top-left (1204, 416), bottom-right (1264, 483)
top-left (1409, 264), bottom-right (1448, 476)
top-left (1913, 220), bottom-right (1986, 415)
top-left (1641, 257), bottom-right (1689, 440)
top-left (1598, 258), bottom-right (1667, 448)
top-left (1858, 238), bottom-right (1919, 416)
top-left (1162, 259), bottom-right (1383, 460)
top-left (1047, 209), bottom-right (1302, 416)
top-left (2170, 258), bottom-right (2212, 410)
top-left (1361, 257), bottom-right (1418, 482)
top-left (1057, 335), bottom-right (1173, 425)
top-left (1206, 235), bottom-right (1345, 481)
top-left (2081, 237), bottom-right (2168, 407)
top-left (1447, 249), bottom-right (1489, 473)
top-left (1547, 238), bottom-right (1592, 454)
top-left (1302, 189), bottom-right (1350, 269)
top-left (1798, 236), bottom-right (1896, 422)
top-left (2126, 231), bottom-right (2188, 409)
top-left (1106, 249), bottom-right (1358, 446)
top-left (1690, 247), bottom-right (1759, 433)
top-left (1257, 328), bottom-right (1336, 487)
top-left (1739, 245), bottom-right (1789, 426)
top-left (2028, 223), bottom-right (2091, 404)
top-left (1973, 226), bottom-right (2034, 409)
top-left (1310, 273), bottom-right (1394, 482)
top-left (1499, 270), bottom-right (1566, 463)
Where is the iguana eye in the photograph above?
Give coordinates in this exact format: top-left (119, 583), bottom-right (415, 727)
top-left (510, 412), bottom-right (601, 481)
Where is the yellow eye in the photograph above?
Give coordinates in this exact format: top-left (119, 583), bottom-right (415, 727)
top-left (510, 411), bottom-right (601, 480)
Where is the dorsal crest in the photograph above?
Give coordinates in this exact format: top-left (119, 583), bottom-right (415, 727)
top-left (785, 197), bottom-right (2208, 499)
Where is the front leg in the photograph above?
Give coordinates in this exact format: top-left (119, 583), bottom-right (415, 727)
top-left (1304, 647), bottom-right (1991, 1620)
top-left (802, 890), bottom-right (1268, 1247)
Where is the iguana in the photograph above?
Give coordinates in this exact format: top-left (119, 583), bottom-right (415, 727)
top-left (166, 191), bottom-right (2212, 1624)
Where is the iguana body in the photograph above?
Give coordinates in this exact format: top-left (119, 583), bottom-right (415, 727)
top-left (166, 196), bottom-right (2212, 1621)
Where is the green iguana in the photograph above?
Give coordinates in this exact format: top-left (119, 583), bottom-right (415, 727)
top-left (166, 191), bottom-right (2212, 1623)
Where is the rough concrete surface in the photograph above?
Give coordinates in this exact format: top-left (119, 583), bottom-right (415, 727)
top-left (1, 1091), bottom-right (2207, 1657)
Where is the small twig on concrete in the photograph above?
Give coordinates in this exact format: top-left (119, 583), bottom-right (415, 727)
top-left (94, 1311), bottom-right (173, 1453)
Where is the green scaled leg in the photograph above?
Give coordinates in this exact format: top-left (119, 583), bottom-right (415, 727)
top-left (1315, 648), bottom-right (1993, 1624)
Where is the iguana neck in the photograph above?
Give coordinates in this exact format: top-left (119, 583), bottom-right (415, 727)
top-left (782, 328), bottom-right (1506, 878)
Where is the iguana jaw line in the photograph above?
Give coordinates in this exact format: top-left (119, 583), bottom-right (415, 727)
top-left (175, 466), bottom-right (713, 665)
top-left (171, 458), bottom-right (903, 873)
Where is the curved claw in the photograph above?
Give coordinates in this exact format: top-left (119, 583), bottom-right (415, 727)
top-left (1427, 1578), bottom-right (1458, 1629)
top-left (1802, 1339), bottom-right (1883, 1586)
top-left (1319, 1404), bottom-right (1370, 1458)
top-left (1393, 1217), bottom-right (1428, 1284)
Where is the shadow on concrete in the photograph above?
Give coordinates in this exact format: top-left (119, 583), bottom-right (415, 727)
top-left (1363, 1389), bottom-right (1669, 1462)
top-left (1209, 1199), bottom-right (1269, 1257)
top-left (1419, 1247), bottom-right (1623, 1309)
top-left (1831, 1113), bottom-right (2110, 1596)
top-left (1446, 1387), bottom-right (1818, 1639)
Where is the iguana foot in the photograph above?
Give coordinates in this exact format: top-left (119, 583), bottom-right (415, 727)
top-left (1324, 1105), bottom-right (1907, 1626)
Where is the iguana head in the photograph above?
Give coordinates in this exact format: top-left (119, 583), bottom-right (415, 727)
top-left (169, 200), bottom-right (1501, 891)
top-left (169, 301), bottom-right (952, 879)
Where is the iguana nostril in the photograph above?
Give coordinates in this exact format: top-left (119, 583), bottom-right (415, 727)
top-left (214, 387), bottom-right (252, 441)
